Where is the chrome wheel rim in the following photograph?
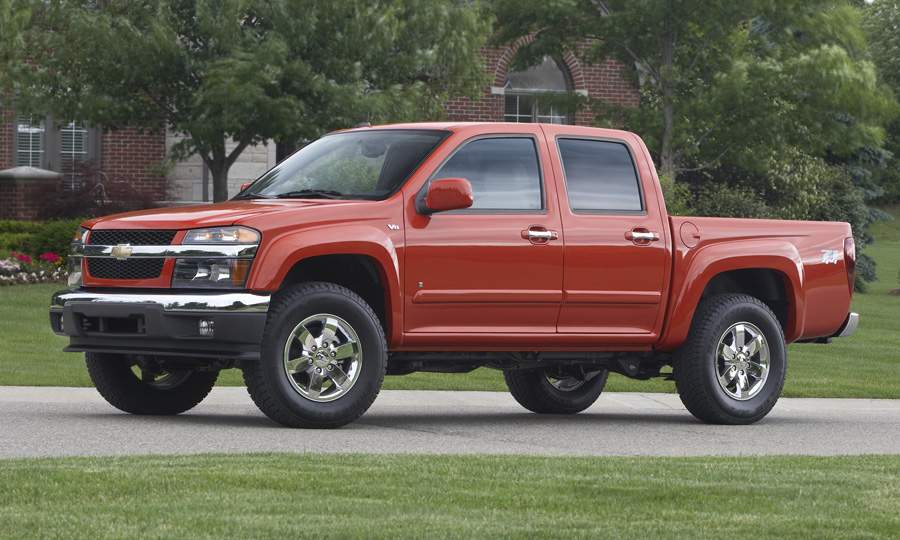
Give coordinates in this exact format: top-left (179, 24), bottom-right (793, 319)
top-left (545, 369), bottom-right (603, 392)
top-left (130, 364), bottom-right (191, 389)
top-left (716, 322), bottom-right (770, 401)
top-left (283, 313), bottom-right (363, 403)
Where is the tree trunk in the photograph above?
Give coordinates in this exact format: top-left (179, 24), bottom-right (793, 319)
top-left (660, 97), bottom-right (675, 182)
top-left (659, 0), bottom-right (677, 183)
top-left (211, 165), bottom-right (230, 202)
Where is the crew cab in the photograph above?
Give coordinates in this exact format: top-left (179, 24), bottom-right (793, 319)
top-left (50, 122), bottom-right (859, 428)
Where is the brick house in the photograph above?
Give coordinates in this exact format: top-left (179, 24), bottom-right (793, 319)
top-left (0, 38), bottom-right (636, 220)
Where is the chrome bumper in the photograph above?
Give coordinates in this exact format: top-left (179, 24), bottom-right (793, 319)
top-left (51, 290), bottom-right (270, 313)
top-left (833, 312), bottom-right (859, 338)
top-left (49, 289), bottom-right (270, 360)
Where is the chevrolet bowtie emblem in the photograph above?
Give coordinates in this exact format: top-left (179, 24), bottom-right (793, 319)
top-left (111, 244), bottom-right (133, 260)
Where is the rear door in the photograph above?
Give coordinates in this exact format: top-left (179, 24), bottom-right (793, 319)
top-left (543, 126), bottom-right (670, 335)
top-left (403, 127), bottom-right (564, 334)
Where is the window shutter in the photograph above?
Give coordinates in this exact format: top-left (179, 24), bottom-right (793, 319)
top-left (15, 115), bottom-right (46, 167)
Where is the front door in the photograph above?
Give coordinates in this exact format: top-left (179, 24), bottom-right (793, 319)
top-left (403, 132), bottom-right (564, 334)
top-left (544, 127), bottom-right (670, 335)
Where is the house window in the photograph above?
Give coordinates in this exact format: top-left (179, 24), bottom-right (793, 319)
top-left (15, 115), bottom-right (45, 167)
top-left (60, 121), bottom-right (90, 190)
top-left (503, 56), bottom-right (572, 124)
top-left (13, 114), bottom-right (98, 189)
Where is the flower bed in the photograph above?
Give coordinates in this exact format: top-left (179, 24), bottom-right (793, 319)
top-left (0, 252), bottom-right (67, 286)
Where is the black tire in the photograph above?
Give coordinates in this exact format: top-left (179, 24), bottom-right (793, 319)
top-left (504, 367), bottom-right (609, 414)
top-left (243, 282), bottom-right (387, 428)
top-left (675, 293), bottom-right (786, 425)
top-left (85, 353), bottom-right (218, 415)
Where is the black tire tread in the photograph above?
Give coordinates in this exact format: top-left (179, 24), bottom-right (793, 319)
top-left (242, 281), bottom-right (387, 428)
top-left (504, 369), bottom-right (608, 414)
top-left (85, 353), bottom-right (218, 415)
top-left (675, 293), bottom-right (786, 425)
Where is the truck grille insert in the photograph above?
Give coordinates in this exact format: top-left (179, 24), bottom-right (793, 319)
top-left (87, 258), bottom-right (166, 280)
top-left (88, 230), bottom-right (177, 246)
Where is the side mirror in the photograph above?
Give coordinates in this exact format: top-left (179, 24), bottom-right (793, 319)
top-left (239, 182), bottom-right (252, 192)
top-left (418, 178), bottom-right (474, 214)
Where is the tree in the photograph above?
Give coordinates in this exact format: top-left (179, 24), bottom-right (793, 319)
top-left (0, 0), bottom-right (30, 91)
top-left (22, 0), bottom-right (491, 201)
top-left (492, 0), bottom-right (893, 189)
top-left (863, 0), bottom-right (900, 204)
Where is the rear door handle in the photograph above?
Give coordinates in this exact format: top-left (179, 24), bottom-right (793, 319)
top-left (625, 229), bottom-right (660, 244)
top-left (522, 226), bottom-right (559, 244)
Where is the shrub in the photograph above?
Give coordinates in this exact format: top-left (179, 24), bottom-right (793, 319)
top-left (20, 218), bottom-right (84, 258)
top-left (0, 218), bottom-right (84, 262)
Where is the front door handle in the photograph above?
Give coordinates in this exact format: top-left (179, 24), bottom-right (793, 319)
top-left (522, 226), bottom-right (559, 244)
top-left (625, 228), bottom-right (660, 245)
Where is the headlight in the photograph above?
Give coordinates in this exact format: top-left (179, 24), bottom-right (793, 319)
top-left (183, 226), bottom-right (259, 244)
top-left (172, 259), bottom-right (253, 289)
top-left (68, 227), bottom-right (88, 288)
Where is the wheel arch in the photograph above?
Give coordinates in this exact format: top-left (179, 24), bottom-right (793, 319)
top-left (247, 227), bottom-right (403, 346)
top-left (658, 240), bottom-right (805, 350)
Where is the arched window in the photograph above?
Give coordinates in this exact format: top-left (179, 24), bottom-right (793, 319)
top-left (504, 55), bottom-right (572, 124)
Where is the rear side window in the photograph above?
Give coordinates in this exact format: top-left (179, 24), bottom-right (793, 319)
top-left (558, 138), bottom-right (643, 212)
top-left (433, 137), bottom-right (542, 210)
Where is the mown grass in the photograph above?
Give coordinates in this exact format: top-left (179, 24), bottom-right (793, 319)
top-left (0, 453), bottom-right (897, 539)
top-left (1, 208), bottom-right (897, 397)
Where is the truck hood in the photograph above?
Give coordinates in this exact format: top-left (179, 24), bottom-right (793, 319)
top-left (84, 200), bottom-right (339, 230)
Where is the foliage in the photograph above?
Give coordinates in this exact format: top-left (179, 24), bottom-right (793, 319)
top-left (0, 218), bottom-right (83, 262)
top-left (0, 0), bottom-right (30, 90)
top-left (21, 0), bottom-right (492, 201)
top-left (863, 0), bottom-right (900, 204)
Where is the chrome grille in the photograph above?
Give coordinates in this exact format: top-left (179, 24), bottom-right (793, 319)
top-left (85, 229), bottom-right (174, 280)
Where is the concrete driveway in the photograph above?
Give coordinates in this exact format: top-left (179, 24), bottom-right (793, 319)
top-left (1, 386), bottom-right (898, 458)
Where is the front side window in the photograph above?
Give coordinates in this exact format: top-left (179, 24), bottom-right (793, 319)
top-left (240, 130), bottom-right (447, 200)
top-left (558, 138), bottom-right (643, 212)
top-left (433, 137), bottom-right (542, 210)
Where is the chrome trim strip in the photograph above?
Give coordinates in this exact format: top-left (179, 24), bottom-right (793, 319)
top-left (835, 312), bottom-right (859, 338)
top-left (51, 290), bottom-right (270, 313)
top-left (77, 244), bottom-right (258, 259)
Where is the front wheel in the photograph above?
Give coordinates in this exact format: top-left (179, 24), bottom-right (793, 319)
top-left (243, 282), bottom-right (387, 428)
top-left (85, 353), bottom-right (218, 415)
top-left (504, 367), bottom-right (609, 414)
top-left (675, 293), bottom-right (786, 425)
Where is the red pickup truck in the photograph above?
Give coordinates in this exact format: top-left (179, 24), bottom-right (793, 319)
top-left (50, 122), bottom-right (858, 428)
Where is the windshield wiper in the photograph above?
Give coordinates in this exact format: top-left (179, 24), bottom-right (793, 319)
top-left (274, 189), bottom-right (345, 199)
top-left (234, 193), bottom-right (275, 200)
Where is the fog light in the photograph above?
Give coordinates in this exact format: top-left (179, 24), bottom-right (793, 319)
top-left (198, 319), bottom-right (215, 337)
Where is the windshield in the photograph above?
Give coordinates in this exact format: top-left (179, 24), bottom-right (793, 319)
top-left (237, 129), bottom-right (448, 200)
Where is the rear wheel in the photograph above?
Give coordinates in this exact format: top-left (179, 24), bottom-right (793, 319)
top-left (504, 366), bottom-right (609, 414)
top-left (85, 353), bottom-right (218, 415)
top-left (243, 282), bottom-right (386, 428)
top-left (675, 293), bottom-right (786, 424)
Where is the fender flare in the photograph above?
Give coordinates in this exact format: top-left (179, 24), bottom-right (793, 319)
top-left (247, 224), bottom-right (403, 346)
top-left (658, 239), bottom-right (805, 350)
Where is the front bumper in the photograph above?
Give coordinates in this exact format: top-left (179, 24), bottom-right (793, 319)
top-left (50, 289), bottom-right (270, 360)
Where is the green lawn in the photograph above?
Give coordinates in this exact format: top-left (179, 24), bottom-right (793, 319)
top-left (0, 453), bottom-right (897, 539)
top-left (1, 207), bottom-right (897, 397)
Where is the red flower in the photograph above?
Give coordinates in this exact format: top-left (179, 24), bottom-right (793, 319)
top-left (39, 252), bottom-right (61, 263)
top-left (15, 253), bottom-right (32, 264)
